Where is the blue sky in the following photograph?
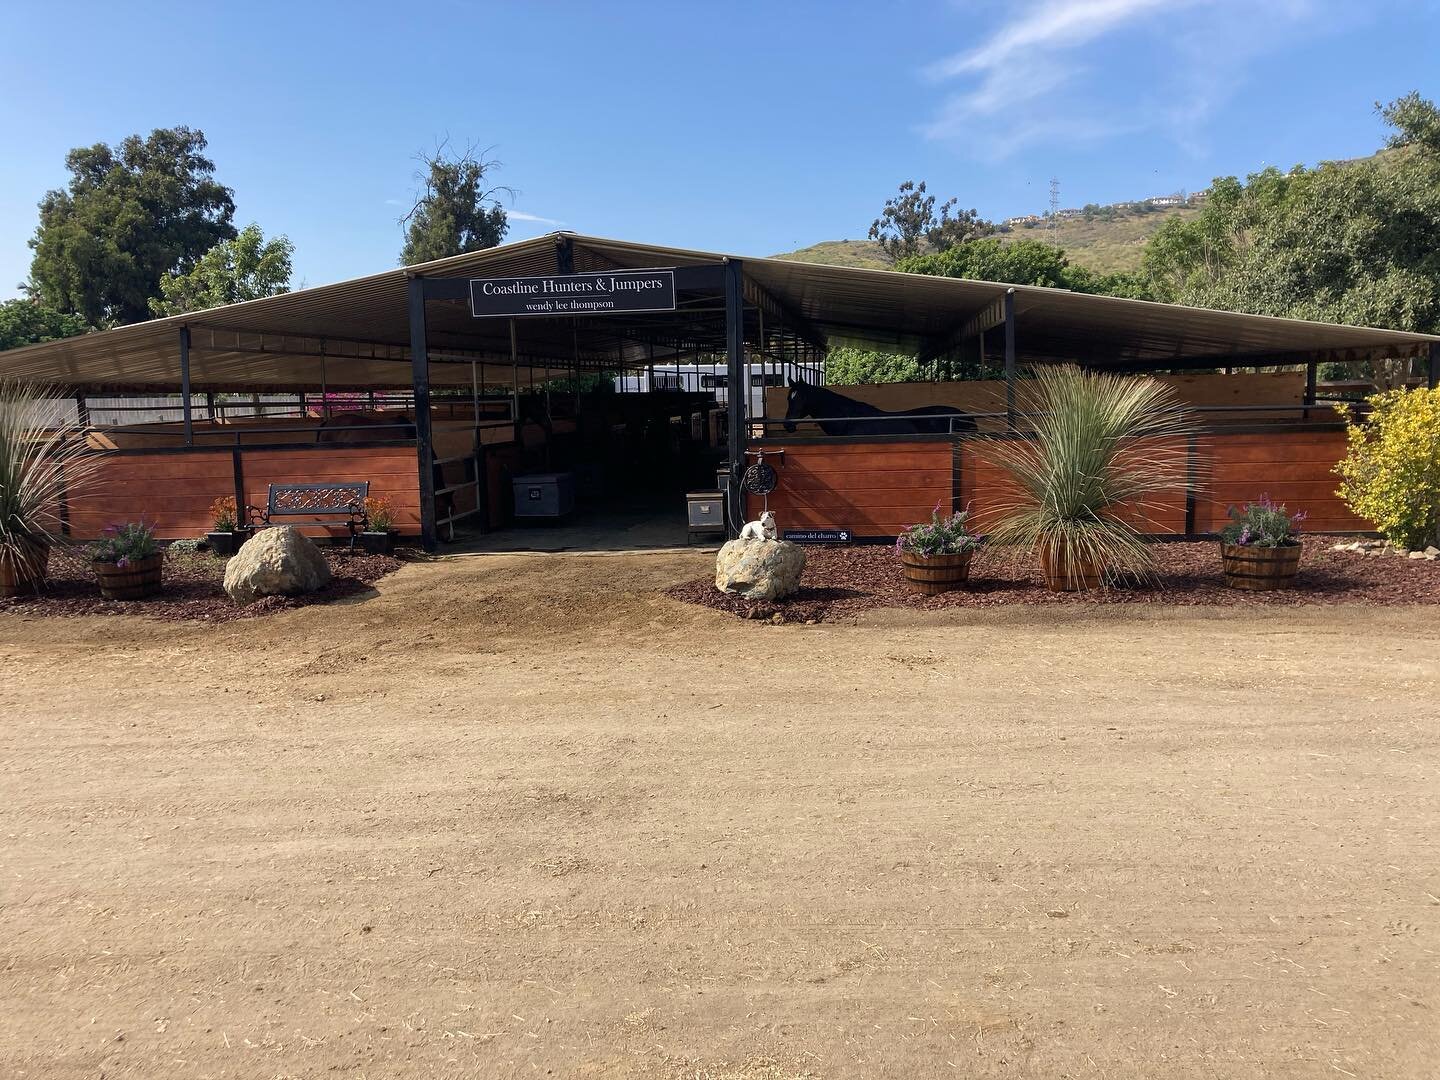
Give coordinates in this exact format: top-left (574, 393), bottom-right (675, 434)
top-left (2, 0), bottom-right (1436, 299)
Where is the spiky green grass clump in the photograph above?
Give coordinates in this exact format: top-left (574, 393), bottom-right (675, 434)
top-left (982, 366), bottom-right (1201, 587)
top-left (0, 380), bottom-right (102, 581)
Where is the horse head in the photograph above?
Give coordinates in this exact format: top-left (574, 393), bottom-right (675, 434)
top-left (783, 377), bottom-right (809, 433)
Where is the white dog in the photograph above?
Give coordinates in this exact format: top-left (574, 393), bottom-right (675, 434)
top-left (740, 510), bottom-right (778, 541)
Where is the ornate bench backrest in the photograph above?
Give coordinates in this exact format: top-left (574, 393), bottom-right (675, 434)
top-left (266, 482), bottom-right (370, 518)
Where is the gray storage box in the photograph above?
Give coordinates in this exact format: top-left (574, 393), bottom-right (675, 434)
top-left (512, 472), bottom-right (576, 519)
top-left (687, 490), bottom-right (726, 542)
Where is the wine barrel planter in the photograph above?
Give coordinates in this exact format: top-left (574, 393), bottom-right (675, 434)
top-left (0, 539), bottom-right (50, 598)
top-left (1039, 547), bottom-right (1105, 592)
top-left (1220, 543), bottom-right (1301, 591)
top-left (92, 553), bottom-right (165, 600)
top-left (900, 550), bottom-right (973, 595)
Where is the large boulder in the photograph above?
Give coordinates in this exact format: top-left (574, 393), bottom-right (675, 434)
top-left (715, 538), bottom-right (806, 601)
top-left (223, 526), bottom-right (332, 605)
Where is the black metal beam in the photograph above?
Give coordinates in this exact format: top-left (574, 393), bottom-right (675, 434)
top-left (1003, 290), bottom-right (1016, 429)
top-left (417, 276), bottom-right (471, 302)
top-left (232, 447), bottom-right (247, 525)
top-left (724, 258), bottom-right (746, 535)
top-left (179, 326), bottom-right (193, 446)
top-left (408, 277), bottom-right (439, 552)
top-left (1099, 344), bottom-right (1431, 375)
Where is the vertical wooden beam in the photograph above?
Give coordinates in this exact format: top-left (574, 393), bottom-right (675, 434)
top-left (1003, 289), bottom-right (1016, 430)
top-left (724, 257), bottom-right (746, 535)
top-left (73, 390), bottom-right (90, 428)
top-left (408, 276), bottom-right (438, 552)
top-left (1304, 358), bottom-right (1318, 419)
top-left (1429, 342), bottom-right (1439, 390)
top-left (179, 326), bottom-right (193, 446)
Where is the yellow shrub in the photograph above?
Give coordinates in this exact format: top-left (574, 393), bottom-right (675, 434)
top-left (1335, 387), bottom-right (1440, 549)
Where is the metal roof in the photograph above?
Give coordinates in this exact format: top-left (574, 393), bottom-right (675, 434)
top-left (2, 231), bottom-right (1434, 391)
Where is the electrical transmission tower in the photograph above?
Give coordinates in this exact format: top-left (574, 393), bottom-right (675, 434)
top-left (1049, 177), bottom-right (1060, 232)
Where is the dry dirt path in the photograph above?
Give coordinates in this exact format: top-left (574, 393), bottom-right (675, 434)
top-left (1, 550), bottom-right (1437, 1079)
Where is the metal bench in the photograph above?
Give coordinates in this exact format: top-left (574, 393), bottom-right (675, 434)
top-left (248, 482), bottom-right (369, 545)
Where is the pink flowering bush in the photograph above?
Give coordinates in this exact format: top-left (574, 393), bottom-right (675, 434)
top-left (89, 520), bottom-right (160, 566)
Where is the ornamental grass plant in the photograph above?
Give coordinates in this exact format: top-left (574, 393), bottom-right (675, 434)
top-left (0, 380), bottom-right (103, 589)
top-left (980, 365), bottom-right (1201, 588)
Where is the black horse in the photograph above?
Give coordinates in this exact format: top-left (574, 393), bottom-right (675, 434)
top-left (782, 379), bottom-right (976, 436)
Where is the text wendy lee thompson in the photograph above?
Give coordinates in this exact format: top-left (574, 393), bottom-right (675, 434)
top-left (469, 269), bottom-right (677, 317)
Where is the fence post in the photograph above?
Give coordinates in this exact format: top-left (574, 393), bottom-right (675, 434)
top-left (232, 447), bottom-right (247, 527)
top-left (408, 276), bottom-right (438, 552)
top-left (1184, 435), bottom-right (1198, 537)
top-left (179, 326), bottom-right (193, 447)
top-left (724, 257), bottom-right (746, 535)
top-left (1003, 289), bottom-right (1016, 430)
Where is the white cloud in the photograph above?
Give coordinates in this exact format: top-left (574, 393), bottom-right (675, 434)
top-left (925, 0), bottom-right (1179, 87)
top-left (507, 209), bottom-right (565, 226)
top-left (921, 0), bottom-right (1321, 157)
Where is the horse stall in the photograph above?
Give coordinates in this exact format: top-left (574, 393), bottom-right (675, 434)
top-left (748, 373), bottom-right (1377, 540)
top-left (4, 232), bottom-right (1436, 550)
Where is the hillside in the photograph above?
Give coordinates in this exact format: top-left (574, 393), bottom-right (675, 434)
top-left (775, 202), bottom-right (1201, 276)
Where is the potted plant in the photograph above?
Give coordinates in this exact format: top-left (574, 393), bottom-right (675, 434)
top-left (895, 503), bottom-right (984, 594)
top-left (206, 496), bottom-right (249, 556)
top-left (1219, 497), bottom-right (1306, 590)
top-left (983, 365), bottom-right (1200, 591)
top-left (360, 495), bottom-right (397, 554)
top-left (89, 520), bottom-right (164, 600)
top-left (1, 380), bottom-right (103, 597)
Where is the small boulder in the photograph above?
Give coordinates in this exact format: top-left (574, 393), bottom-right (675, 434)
top-left (223, 526), bottom-right (331, 605)
top-left (715, 538), bottom-right (806, 601)
top-left (1409, 550), bottom-right (1428, 560)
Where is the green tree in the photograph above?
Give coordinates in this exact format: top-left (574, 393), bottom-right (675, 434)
top-left (899, 238), bottom-right (1151, 299)
top-left (26, 127), bottom-right (236, 326)
top-left (150, 224), bottom-right (294, 316)
top-left (869, 180), bottom-right (992, 262)
top-left (1141, 91), bottom-right (1440, 383)
top-left (0, 299), bottom-right (91, 352)
top-left (825, 346), bottom-right (925, 384)
top-left (400, 144), bottom-right (510, 265)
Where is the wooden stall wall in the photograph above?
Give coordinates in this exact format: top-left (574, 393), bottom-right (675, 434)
top-left (744, 439), bottom-right (954, 538)
top-left (1193, 429), bottom-right (1367, 533)
top-left (749, 426), bottom-right (1371, 539)
top-left (66, 445), bottom-right (422, 541)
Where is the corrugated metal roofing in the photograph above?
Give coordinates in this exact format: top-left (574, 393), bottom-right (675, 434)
top-left (1, 231), bottom-right (1433, 390)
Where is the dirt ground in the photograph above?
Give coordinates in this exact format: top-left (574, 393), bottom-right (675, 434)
top-left (1, 550), bottom-right (1437, 1079)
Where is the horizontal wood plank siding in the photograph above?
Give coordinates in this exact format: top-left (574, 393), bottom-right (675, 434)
top-left (1194, 429), bottom-right (1367, 533)
top-left (749, 427), bottom-right (1371, 539)
top-left (745, 440), bottom-right (953, 536)
top-left (67, 445), bottom-right (422, 540)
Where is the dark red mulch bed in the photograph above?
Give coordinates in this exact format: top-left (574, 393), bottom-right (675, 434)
top-left (669, 535), bottom-right (1440, 623)
top-left (0, 547), bottom-right (406, 623)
